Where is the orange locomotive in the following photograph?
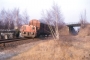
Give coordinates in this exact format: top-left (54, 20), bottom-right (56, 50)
top-left (20, 19), bottom-right (51, 38)
top-left (20, 25), bottom-right (36, 38)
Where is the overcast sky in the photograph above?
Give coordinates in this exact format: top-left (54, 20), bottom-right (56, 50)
top-left (0, 0), bottom-right (90, 23)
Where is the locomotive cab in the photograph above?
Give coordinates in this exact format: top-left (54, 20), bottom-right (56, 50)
top-left (20, 25), bottom-right (36, 38)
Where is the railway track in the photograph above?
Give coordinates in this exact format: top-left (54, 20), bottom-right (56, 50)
top-left (0, 38), bottom-right (34, 47)
top-left (0, 37), bottom-right (49, 47)
top-left (0, 38), bottom-right (29, 43)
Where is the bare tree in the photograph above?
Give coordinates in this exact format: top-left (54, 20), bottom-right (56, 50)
top-left (22, 11), bottom-right (29, 25)
top-left (41, 3), bottom-right (64, 40)
top-left (12, 8), bottom-right (20, 29)
top-left (6, 10), bottom-right (13, 29)
top-left (80, 10), bottom-right (88, 28)
top-left (0, 9), bottom-right (8, 29)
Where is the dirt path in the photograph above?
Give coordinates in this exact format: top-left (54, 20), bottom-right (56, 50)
top-left (0, 39), bottom-right (46, 60)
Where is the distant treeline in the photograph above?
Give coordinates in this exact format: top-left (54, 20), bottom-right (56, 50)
top-left (0, 8), bottom-right (29, 29)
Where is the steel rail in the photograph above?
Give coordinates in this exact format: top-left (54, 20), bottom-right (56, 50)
top-left (0, 38), bottom-right (33, 47)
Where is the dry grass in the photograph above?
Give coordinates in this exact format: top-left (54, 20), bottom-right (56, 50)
top-left (9, 36), bottom-right (90, 60)
top-left (78, 24), bottom-right (90, 37)
top-left (59, 26), bottom-right (69, 35)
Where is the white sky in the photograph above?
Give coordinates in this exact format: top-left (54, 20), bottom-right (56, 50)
top-left (0, 0), bottom-right (90, 23)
